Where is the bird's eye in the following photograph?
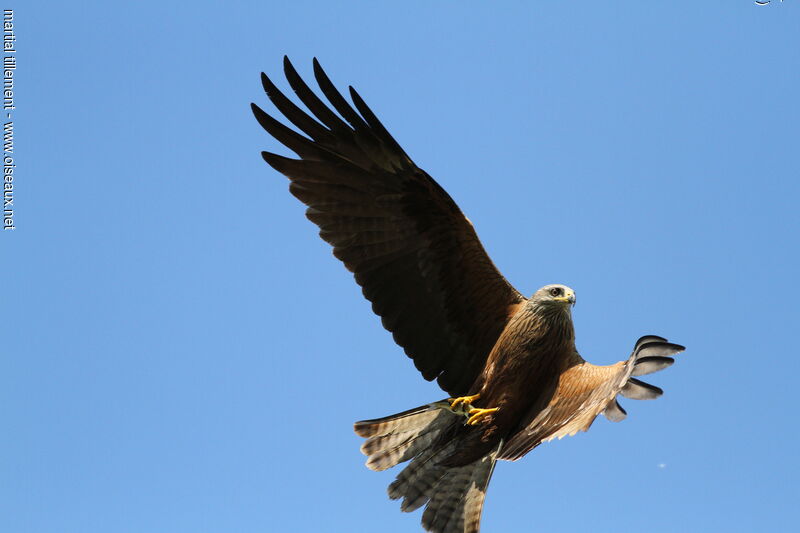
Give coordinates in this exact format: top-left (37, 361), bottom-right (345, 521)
top-left (549, 287), bottom-right (562, 297)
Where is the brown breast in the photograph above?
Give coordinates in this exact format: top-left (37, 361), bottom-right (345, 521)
top-left (446, 302), bottom-right (577, 463)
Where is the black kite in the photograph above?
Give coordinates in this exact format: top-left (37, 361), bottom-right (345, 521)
top-left (252, 57), bottom-right (684, 533)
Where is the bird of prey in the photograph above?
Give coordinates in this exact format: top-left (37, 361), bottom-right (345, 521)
top-left (252, 57), bottom-right (684, 533)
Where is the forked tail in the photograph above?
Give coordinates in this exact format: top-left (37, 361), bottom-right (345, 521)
top-left (354, 401), bottom-right (501, 533)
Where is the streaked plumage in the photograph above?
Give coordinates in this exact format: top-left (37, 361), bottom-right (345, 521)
top-left (252, 57), bottom-right (685, 533)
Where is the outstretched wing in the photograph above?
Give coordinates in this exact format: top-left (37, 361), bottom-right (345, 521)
top-left (252, 57), bottom-right (525, 396)
top-left (499, 336), bottom-right (685, 461)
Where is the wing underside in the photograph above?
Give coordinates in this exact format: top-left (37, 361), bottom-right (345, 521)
top-left (499, 336), bottom-right (685, 461)
top-left (253, 58), bottom-right (525, 395)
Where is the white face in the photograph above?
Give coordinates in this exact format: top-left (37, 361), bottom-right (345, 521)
top-left (535, 284), bottom-right (576, 306)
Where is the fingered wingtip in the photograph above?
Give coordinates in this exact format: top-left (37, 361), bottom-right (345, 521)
top-left (250, 102), bottom-right (266, 120)
top-left (348, 85), bottom-right (362, 104)
top-left (312, 57), bottom-right (325, 77)
top-left (603, 399), bottom-right (627, 422)
top-left (634, 335), bottom-right (668, 351)
top-left (632, 356), bottom-right (675, 377)
top-left (635, 341), bottom-right (685, 359)
top-left (260, 151), bottom-right (280, 168)
top-left (621, 377), bottom-right (664, 400)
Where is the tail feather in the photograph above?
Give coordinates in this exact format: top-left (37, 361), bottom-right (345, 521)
top-left (386, 445), bottom-right (438, 501)
top-left (392, 442), bottom-right (456, 512)
top-left (462, 454), bottom-right (498, 533)
top-left (355, 403), bottom-right (448, 438)
top-left (422, 463), bottom-right (472, 532)
top-left (356, 401), bottom-right (457, 472)
top-left (355, 401), bottom-right (501, 533)
top-left (420, 443), bottom-right (500, 533)
top-left (366, 429), bottom-right (441, 472)
top-left (360, 430), bottom-right (417, 456)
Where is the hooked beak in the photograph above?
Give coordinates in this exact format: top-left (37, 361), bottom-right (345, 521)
top-left (554, 290), bottom-right (576, 306)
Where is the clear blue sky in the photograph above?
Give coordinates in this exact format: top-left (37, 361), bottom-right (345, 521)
top-left (4, 2), bottom-right (799, 532)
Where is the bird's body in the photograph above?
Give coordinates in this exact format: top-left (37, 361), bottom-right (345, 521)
top-left (252, 57), bottom-right (684, 533)
top-left (446, 289), bottom-right (577, 465)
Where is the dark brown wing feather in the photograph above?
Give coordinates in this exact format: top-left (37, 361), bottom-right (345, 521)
top-left (252, 57), bottom-right (525, 395)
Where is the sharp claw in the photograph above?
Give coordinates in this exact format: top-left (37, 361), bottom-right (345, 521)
top-left (466, 407), bottom-right (499, 426)
top-left (449, 393), bottom-right (481, 411)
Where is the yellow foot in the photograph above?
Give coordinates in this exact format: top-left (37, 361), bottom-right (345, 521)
top-left (466, 407), bottom-right (499, 426)
top-left (449, 393), bottom-right (481, 411)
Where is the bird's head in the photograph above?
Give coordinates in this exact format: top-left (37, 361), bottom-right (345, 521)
top-left (531, 284), bottom-right (576, 308)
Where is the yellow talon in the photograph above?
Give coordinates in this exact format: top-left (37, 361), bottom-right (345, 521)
top-left (466, 407), bottom-right (499, 426)
top-left (449, 393), bottom-right (481, 411)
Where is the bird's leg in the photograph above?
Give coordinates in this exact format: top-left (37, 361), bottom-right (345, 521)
top-left (466, 407), bottom-right (499, 426)
top-left (449, 393), bottom-right (481, 411)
